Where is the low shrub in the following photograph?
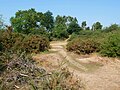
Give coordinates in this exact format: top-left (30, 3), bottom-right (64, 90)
top-left (100, 33), bottom-right (120, 57)
top-left (67, 38), bottom-right (100, 54)
top-left (21, 34), bottom-right (50, 53)
top-left (0, 51), bottom-right (46, 90)
top-left (0, 52), bottom-right (85, 90)
top-left (67, 27), bottom-right (120, 57)
top-left (0, 43), bottom-right (2, 51)
top-left (68, 30), bottom-right (105, 42)
top-left (103, 24), bottom-right (120, 32)
top-left (1, 32), bottom-right (25, 51)
top-left (68, 33), bottom-right (78, 41)
top-left (0, 31), bottom-right (50, 53)
top-left (0, 52), bottom-right (8, 74)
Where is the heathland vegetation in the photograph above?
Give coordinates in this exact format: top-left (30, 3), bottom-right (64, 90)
top-left (0, 8), bottom-right (120, 90)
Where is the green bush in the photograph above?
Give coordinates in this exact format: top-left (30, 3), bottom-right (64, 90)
top-left (100, 33), bottom-right (120, 57)
top-left (104, 24), bottom-right (120, 32)
top-left (67, 38), bottom-right (100, 54)
top-left (69, 30), bottom-right (105, 42)
top-left (68, 33), bottom-right (78, 41)
top-left (67, 25), bottom-right (120, 57)
top-left (52, 29), bottom-right (69, 40)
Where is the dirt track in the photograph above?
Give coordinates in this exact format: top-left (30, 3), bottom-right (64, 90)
top-left (33, 40), bottom-right (120, 90)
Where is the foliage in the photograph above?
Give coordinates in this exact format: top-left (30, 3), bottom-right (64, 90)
top-left (104, 24), bottom-right (120, 32)
top-left (0, 43), bottom-right (3, 51)
top-left (78, 30), bottom-right (95, 38)
top-left (52, 15), bottom-right (81, 40)
top-left (10, 8), bottom-right (106, 40)
top-left (100, 33), bottom-right (120, 57)
top-left (22, 34), bottom-right (49, 53)
top-left (67, 27), bottom-right (120, 57)
top-left (0, 52), bottom-right (85, 90)
top-left (30, 27), bottom-right (49, 38)
top-left (10, 8), bottom-right (54, 35)
top-left (0, 15), bottom-right (4, 29)
top-left (0, 31), bottom-right (50, 53)
top-left (52, 15), bottom-right (69, 40)
top-left (67, 38), bottom-right (100, 54)
top-left (10, 8), bottom-right (39, 34)
top-left (1, 31), bottom-right (25, 51)
top-left (52, 27), bottom-right (69, 40)
top-left (68, 33), bottom-right (78, 41)
top-left (67, 21), bottom-right (81, 34)
top-left (0, 51), bottom-right (46, 90)
top-left (0, 52), bottom-right (9, 74)
top-left (41, 11), bottom-right (54, 32)
top-left (0, 30), bottom-right (3, 51)
top-left (69, 30), bottom-right (104, 41)
top-left (67, 30), bottom-right (104, 55)
top-left (81, 21), bottom-right (87, 30)
top-left (92, 22), bottom-right (102, 31)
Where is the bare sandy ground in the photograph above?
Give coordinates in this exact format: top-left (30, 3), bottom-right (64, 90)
top-left (33, 41), bottom-right (120, 90)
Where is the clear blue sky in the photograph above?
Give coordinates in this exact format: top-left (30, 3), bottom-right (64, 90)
top-left (0, 0), bottom-right (120, 27)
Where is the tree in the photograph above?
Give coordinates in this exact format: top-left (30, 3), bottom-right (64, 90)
top-left (67, 21), bottom-right (81, 34)
top-left (41, 11), bottom-right (54, 32)
top-left (92, 22), bottom-right (102, 31)
top-left (81, 21), bottom-right (87, 30)
top-left (10, 8), bottom-right (54, 35)
top-left (66, 16), bottom-right (81, 34)
top-left (67, 16), bottom-right (78, 24)
top-left (10, 8), bottom-right (40, 34)
top-left (0, 15), bottom-right (4, 30)
top-left (86, 27), bottom-right (90, 30)
top-left (52, 15), bottom-right (68, 39)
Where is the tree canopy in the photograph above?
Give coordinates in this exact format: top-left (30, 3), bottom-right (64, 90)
top-left (81, 21), bottom-right (87, 30)
top-left (0, 15), bottom-right (4, 29)
top-left (9, 8), bottom-right (119, 40)
top-left (92, 22), bottom-right (103, 31)
top-left (10, 8), bottom-right (54, 34)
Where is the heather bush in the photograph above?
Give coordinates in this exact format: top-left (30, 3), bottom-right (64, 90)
top-left (0, 31), bottom-right (50, 53)
top-left (21, 34), bottom-right (50, 53)
top-left (1, 32), bottom-right (25, 51)
top-left (67, 38), bottom-right (100, 54)
top-left (0, 52), bottom-right (85, 90)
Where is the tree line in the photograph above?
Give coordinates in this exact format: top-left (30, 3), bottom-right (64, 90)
top-left (7, 8), bottom-right (103, 40)
top-left (0, 8), bottom-right (119, 41)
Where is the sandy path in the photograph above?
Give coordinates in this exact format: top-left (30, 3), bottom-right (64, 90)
top-left (50, 41), bottom-right (88, 71)
top-left (33, 40), bottom-right (120, 90)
